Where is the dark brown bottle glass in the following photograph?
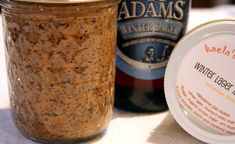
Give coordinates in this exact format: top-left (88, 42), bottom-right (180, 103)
top-left (115, 0), bottom-right (191, 112)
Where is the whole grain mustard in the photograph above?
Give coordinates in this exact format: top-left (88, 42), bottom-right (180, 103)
top-left (1, 0), bottom-right (119, 143)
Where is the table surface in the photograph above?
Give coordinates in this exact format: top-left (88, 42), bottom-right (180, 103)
top-left (0, 6), bottom-right (235, 144)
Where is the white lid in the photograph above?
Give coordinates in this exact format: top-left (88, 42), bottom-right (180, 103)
top-left (165, 20), bottom-right (235, 144)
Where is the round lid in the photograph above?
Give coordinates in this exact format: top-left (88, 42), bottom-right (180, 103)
top-left (165, 20), bottom-right (235, 144)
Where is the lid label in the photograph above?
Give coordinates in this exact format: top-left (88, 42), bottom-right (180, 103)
top-left (176, 33), bottom-right (235, 135)
top-left (204, 44), bottom-right (235, 58)
top-left (177, 85), bottom-right (235, 135)
top-left (194, 61), bottom-right (234, 92)
top-left (214, 75), bottom-right (234, 92)
top-left (194, 62), bottom-right (216, 80)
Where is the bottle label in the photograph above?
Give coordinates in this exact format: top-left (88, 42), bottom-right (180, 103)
top-left (117, 0), bottom-right (190, 80)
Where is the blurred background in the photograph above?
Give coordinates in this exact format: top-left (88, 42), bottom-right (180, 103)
top-left (192, 0), bottom-right (235, 7)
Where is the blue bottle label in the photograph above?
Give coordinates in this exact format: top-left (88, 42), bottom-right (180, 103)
top-left (117, 0), bottom-right (190, 80)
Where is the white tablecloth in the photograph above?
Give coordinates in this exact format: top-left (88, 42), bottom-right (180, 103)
top-left (0, 5), bottom-right (235, 144)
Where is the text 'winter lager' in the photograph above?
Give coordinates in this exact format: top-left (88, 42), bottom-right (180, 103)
top-left (115, 0), bottom-right (191, 112)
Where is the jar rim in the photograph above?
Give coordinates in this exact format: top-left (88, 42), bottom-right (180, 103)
top-left (2, 0), bottom-right (120, 4)
top-left (13, 0), bottom-right (105, 3)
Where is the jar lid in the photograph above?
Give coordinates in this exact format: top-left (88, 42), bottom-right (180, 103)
top-left (165, 20), bottom-right (235, 144)
top-left (14, 0), bottom-right (104, 3)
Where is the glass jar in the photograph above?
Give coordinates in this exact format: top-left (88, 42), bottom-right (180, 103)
top-left (1, 0), bottom-right (119, 143)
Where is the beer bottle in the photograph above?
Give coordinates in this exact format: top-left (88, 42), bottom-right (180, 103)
top-left (115, 0), bottom-right (191, 112)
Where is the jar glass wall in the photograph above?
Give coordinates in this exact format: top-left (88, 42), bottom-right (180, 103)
top-left (1, 0), bottom-right (119, 143)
